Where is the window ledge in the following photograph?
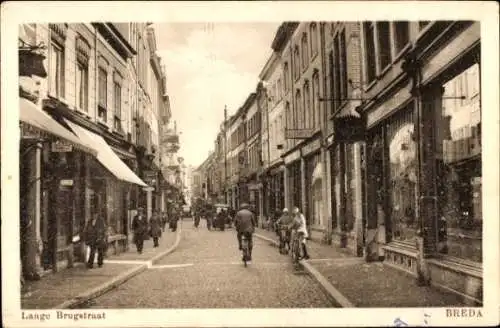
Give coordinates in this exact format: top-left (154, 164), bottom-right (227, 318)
top-left (393, 43), bottom-right (412, 65)
top-left (364, 79), bottom-right (377, 93)
top-left (377, 64), bottom-right (392, 81)
top-left (75, 107), bottom-right (91, 119)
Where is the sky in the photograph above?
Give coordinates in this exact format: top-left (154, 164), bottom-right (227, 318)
top-left (153, 22), bottom-right (280, 168)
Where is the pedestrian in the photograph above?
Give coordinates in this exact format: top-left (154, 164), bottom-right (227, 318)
top-left (194, 212), bottom-right (201, 228)
top-left (132, 207), bottom-right (147, 254)
top-left (161, 211), bottom-right (168, 232)
top-left (84, 212), bottom-right (107, 269)
top-left (273, 208), bottom-right (282, 236)
top-left (170, 207), bottom-right (179, 232)
top-left (150, 210), bottom-right (162, 248)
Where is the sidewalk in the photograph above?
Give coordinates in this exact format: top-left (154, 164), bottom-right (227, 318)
top-left (21, 227), bottom-right (180, 309)
top-left (254, 228), bottom-right (466, 307)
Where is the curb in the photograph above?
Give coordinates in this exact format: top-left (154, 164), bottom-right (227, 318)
top-left (254, 232), bottom-right (355, 308)
top-left (56, 222), bottom-right (183, 309)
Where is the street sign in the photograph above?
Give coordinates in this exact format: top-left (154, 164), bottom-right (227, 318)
top-left (60, 179), bottom-right (74, 186)
top-left (285, 128), bottom-right (314, 139)
top-left (51, 141), bottom-right (73, 152)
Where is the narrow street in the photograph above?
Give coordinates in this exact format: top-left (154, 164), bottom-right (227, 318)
top-left (88, 219), bottom-right (336, 308)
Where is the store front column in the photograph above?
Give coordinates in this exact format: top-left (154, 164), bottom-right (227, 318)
top-left (300, 156), bottom-right (308, 235)
top-left (21, 142), bottom-right (43, 280)
top-left (353, 142), bottom-right (365, 256)
top-left (283, 165), bottom-right (290, 209)
top-left (321, 146), bottom-right (332, 244)
top-left (146, 188), bottom-right (153, 221)
top-left (415, 87), bottom-right (440, 286)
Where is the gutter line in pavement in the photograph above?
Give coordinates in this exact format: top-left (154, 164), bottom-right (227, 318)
top-left (55, 221), bottom-right (184, 309)
top-left (253, 232), bottom-right (355, 308)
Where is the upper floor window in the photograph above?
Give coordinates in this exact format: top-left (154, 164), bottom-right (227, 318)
top-left (340, 30), bottom-right (348, 101)
top-left (293, 46), bottom-right (300, 80)
top-left (98, 66), bottom-right (108, 122)
top-left (277, 78), bottom-right (282, 100)
top-left (363, 22), bottom-right (377, 84)
top-left (49, 39), bottom-right (65, 99)
top-left (113, 81), bottom-right (122, 131)
top-left (304, 81), bottom-right (311, 129)
top-left (376, 21), bottom-right (392, 71)
top-left (295, 89), bottom-right (302, 128)
top-left (310, 23), bottom-right (318, 57)
top-left (301, 32), bottom-right (309, 69)
top-left (312, 71), bottom-right (320, 128)
top-left (419, 21), bottom-right (431, 30)
top-left (393, 21), bottom-right (410, 55)
top-left (75, 36), bottom-right (90, 112)
top-left (284, 62), bottom-right (289, 91)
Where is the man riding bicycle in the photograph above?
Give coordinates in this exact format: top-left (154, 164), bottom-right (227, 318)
top-left (290, 207), bottom-right (310, 260)
top-left (234, 203), bottom-right (257, 262)
top-left (276, 208), bottom-right (293, 254)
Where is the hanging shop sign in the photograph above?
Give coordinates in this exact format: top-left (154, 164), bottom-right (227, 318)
top-left (285, 128), bottom-right (315, 140)
top-left (333, 116), bottom-right (366, 143)
top-left (51, 141), bottom-right (73, 152)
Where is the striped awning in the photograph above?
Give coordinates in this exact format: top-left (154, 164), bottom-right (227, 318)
top-left (19, 98), bottom-right (97, 155)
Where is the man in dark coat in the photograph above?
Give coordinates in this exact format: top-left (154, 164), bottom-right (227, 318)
top-left (170, 206), bottom-right (179, 232)
top-left (234, 203), bottom-right (257, 261)
top-left (84, 213), bottom-right (107, 268)
top-left (150, 210), bottom-right (162, 247)
top-left (132, 207), bottom-right (147, 254)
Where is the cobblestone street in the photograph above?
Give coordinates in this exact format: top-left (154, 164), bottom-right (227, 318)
top-left (89, 219), bottom-right (336, 308)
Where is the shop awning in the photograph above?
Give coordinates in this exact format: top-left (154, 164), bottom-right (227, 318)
top-left (19, 98), bottom-right (97, 156)
top-left (65, 120), bottom-right (148, 187)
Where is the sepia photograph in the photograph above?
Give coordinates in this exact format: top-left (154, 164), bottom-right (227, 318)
top-left (2, 1), bottom-right (499, 327)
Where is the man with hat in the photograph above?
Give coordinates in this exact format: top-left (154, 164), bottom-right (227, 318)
top-left (234, 203), bottom-right (257, 262)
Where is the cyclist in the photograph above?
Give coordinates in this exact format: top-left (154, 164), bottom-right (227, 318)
top-left (234, 203), bottom-right (257, 262)
top-left (290, 206), bottom-right (310, 260)
top-left (276, 208), bottom-right (293, 254)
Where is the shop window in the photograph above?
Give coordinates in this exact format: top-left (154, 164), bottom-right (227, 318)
top-left (49, 40), bottom-right (65, 98)
top-left (377, 21), bottom-right (392, 71)
top-left (363, 22), bottom-right (377, 84)
top-left (393, 21), bottom-right (410, 55)
top-left (437, 63), bottom-right (481, 262)
top-left (387, 111), bottom-right (417, 243)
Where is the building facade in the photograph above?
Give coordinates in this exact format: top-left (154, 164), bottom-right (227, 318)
top-left (18, 22), bottom-right (173, 282)
top-left (198, 20), bottom-right (482, 305)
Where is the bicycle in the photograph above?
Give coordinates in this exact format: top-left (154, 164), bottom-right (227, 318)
top-left (241, 234), bottom-right (250, 267)
top-left (290, 230), bottom-right (304, 265)
top-left (279, 226), bottom-right (291, 255)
